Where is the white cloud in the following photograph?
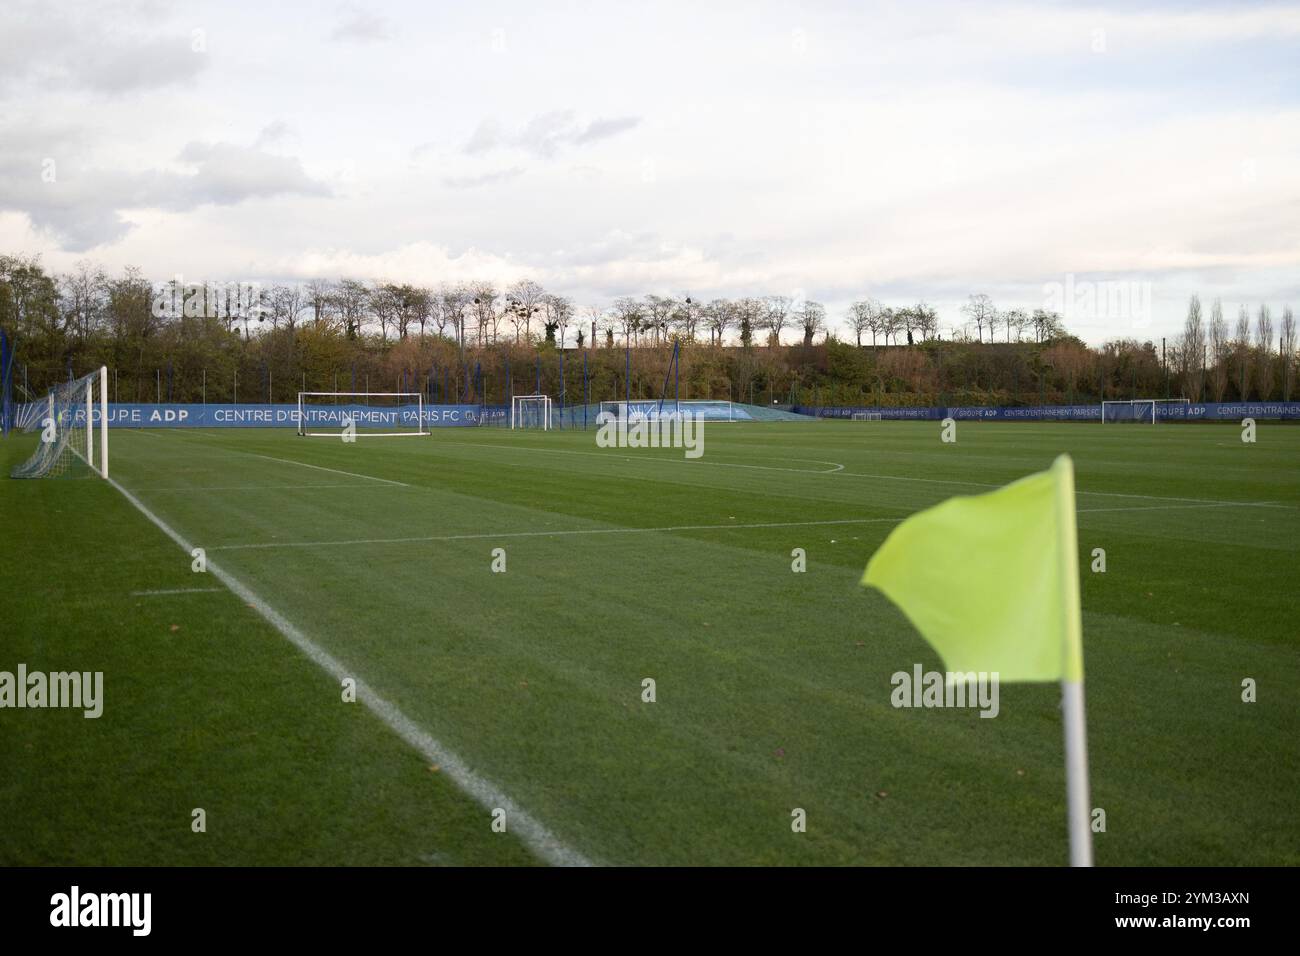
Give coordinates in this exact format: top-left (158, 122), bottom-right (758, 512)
top-left (0, 0), bottom-right (1297, 341)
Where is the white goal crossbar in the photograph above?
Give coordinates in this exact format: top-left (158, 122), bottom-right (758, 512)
top-left (297, 392), bottom-right (428, 437)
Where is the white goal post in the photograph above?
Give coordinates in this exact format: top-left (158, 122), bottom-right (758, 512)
top-left (1101, 398), bottom-right (1190, 424)
top-left (511, 394), bottom-right (552, 430)
top-left (297, 392), bottom-right (428, 437)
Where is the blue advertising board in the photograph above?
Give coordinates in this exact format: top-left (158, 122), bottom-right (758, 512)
top-left (796, 402), bottom-right (1300, 421)
top-left (37, 403), bottom-right (508, 428)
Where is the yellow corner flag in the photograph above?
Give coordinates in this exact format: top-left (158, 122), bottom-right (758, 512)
top-left (862, 453), bottom-right (1092, 865)
top-left (862, 453), bottom-right (1083, 683)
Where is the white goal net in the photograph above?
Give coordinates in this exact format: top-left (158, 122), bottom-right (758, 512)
top-left (11, 366), bottom-right (109, 479)
top-left (297, 392), bottom-right (428, 437)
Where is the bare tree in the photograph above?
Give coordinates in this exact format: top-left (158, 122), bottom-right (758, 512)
top-left (847, 300), bottom-right (874, 347)
top-left (913, 301), bottom-right (938, 341)
top-left (1178, 294), bottom-right (1206, 401)
top-left (641, 294), bottom-right (676, 346)
top-left (704, 298), bottom-right (733, 346)
top-left (798, 300), bottom-right (826, 346)
top-left (1031, 308), bottom-right (1063, 342)
top-left (409, 286), bottom-right (434, 341)
top-left (1000, 308), bottom-right (1028, 342)
top-left (369, 283), bottom-right (399, 342)
top-left (670, 297), bottom-right (696, 342)
top-left (612, 296), bottom-right (643, 345)
top-left (304, 279), bottom-right (337, 330)
top-left (267, 284), bottom-right (303, 331)
top-left (865, 301), bottom-right (888, 346)
top-left (335, 278), bottom-right (370, 339)
top-left (1208, 298), bottom-right (1229, 401)
top-left (763, 295), bottom-right (791, 346)
top-left (1256, 304), bottom-right (1275, 400)
top-left (470, 282), bottom-right (499, 345)
top-left (962, 293), bottom-right (995, 343)
top-left (1235, 305), bottom-right (1252, 399)
top-left (543, 293), bottom-right (574, 347)
top-left (582, 305), bottom-right (603, 348)
top-left (58, 261), bottom-right (108, 340)
top-left (506, 279), bottom-right (545, 341)
top-left (1281, 306), bottom-right (1296, 400)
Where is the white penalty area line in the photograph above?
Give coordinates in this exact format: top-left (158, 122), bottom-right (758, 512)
top-left (441, 441), bottom-right (846, 475)
top-left (438, 441), bottom-right (1294, 509)
top-left (131, 587), bottom-right (224, 596)
top-left (1077, 501), bottom-right (1283, 515)
top-left (131, 483), bottom-right (400, 493)
top-left (105, 475), bottom-right (592, 868)
top-left (209, 498), bottom-right (1288, 553)
top-left (207, 517), bottom-right (907, 552)
top-left (127, 430), bottom-right (411, 488)
top-left (241, 452), bottom-right (411, 487)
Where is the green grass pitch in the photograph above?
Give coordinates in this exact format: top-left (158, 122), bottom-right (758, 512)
top-left (1, 420), bottom-right (1296, 865)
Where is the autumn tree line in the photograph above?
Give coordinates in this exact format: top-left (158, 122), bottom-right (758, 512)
top-left (1, 253), bottom-right (1296, 409)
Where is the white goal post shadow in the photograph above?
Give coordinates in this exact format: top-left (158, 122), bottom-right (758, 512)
top-left (1100, 398), bottom-right (1189, 424)
top-left (297, 391), bottom-right (429, 438)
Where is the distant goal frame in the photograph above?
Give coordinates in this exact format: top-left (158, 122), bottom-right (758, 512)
top-left (297, 391), bottom-right (429, 437)
top-left (1100, 398), bottom-right (1190, 424)
top-left (511, 394), bottom-right (553, 430)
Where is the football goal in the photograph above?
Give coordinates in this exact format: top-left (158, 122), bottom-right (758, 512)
top-left (850, 412), bottom-right (883, 421)
top-left (511, 394), bottom-right (552, 430)
top-left (1101, 398), bottom-right (1189, 424)
top-left (297, 392), bottom-right (428, 437)
top-left (11, 366), bottom-right (109, 479)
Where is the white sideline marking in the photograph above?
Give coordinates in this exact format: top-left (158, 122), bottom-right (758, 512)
top-left (438, 441), bottom-right (1293, 508)
top-left (134, 483), bottom-right (393, 493)
top-left (105, 476), bottom-right (591, 868)
top-left (208, 517), bottom-right (907, 552)
top-left (131, 587), bottom-right (224, 596)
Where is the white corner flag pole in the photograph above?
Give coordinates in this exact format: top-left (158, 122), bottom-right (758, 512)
top-left (1054, 455), bottom-right (1093, 866)
top-left (1062, 681), bottom-right (1093, 866)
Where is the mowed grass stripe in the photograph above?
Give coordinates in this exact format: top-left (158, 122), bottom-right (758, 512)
top-left (0, 433), bottom-right (538, 866)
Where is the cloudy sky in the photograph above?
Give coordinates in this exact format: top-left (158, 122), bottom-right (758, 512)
top-left (1, 0), bottom-right (1298, 343)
